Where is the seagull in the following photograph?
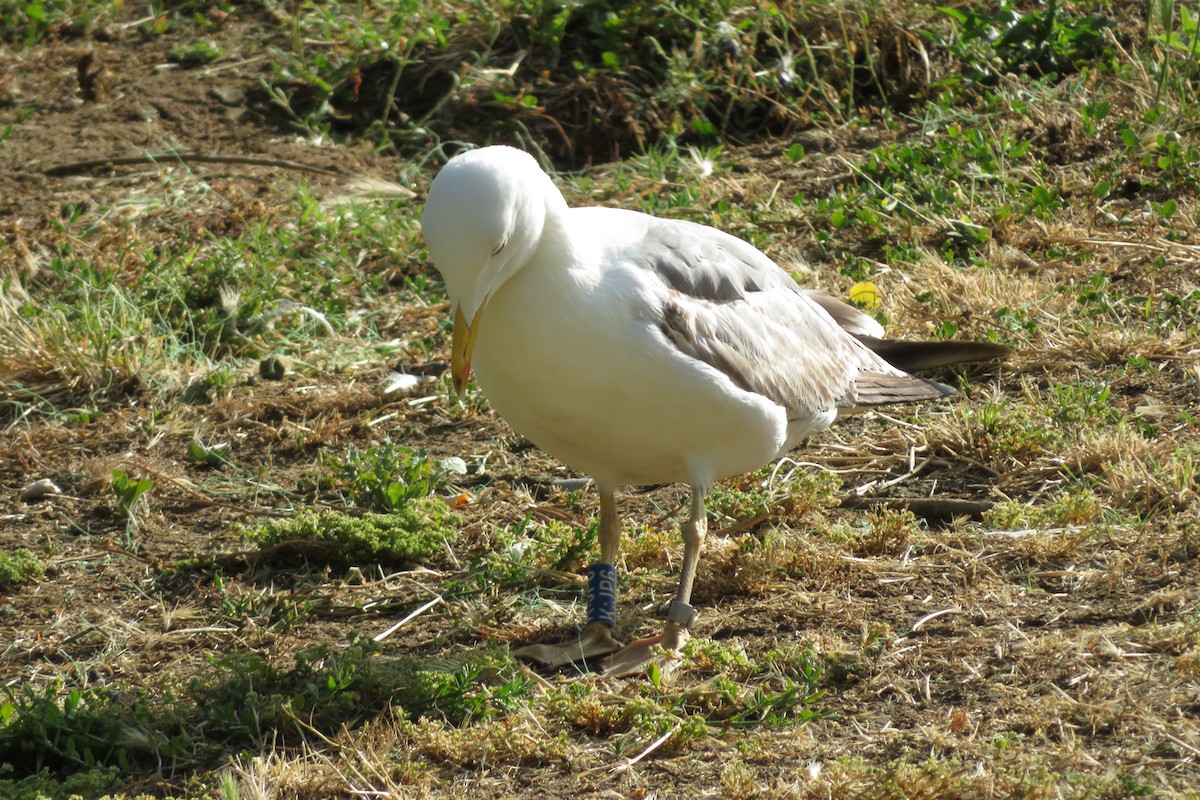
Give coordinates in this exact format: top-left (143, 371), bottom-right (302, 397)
top-left (421, 145), bottom-right (1007, 676)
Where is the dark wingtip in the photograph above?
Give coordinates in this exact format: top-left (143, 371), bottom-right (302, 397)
top-left (857, 337), bottom-right (1011, 373)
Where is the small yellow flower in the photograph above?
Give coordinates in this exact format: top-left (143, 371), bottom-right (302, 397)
top-left (849, 281), bottom-right (882, 311)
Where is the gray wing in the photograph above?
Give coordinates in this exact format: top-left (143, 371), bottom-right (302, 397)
top-left (626, 215), bottom-right (893, 340)
top-left (629, 216), bottom-right (803, 301)
top-left (660, 288), bottom-right (951, 419)
top-left (626, 216), bottom-right (951, 415)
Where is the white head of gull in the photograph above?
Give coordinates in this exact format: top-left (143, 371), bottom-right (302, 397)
top-left (422, 145), bottom-right (1007, 676)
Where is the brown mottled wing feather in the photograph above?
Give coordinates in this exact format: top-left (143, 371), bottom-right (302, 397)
top-left (623, 215), bottom-right (999, 412)
top-left (659, 289), bottom-right (951, 418)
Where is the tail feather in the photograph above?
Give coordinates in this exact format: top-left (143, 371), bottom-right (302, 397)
top-left (845, 336), bottom-right (1009, 409)
top-left (848, 372), bottom-right (955, 408)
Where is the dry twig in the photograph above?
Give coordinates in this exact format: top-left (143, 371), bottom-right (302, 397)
top-left (44, 152), bottom-right (347, 178)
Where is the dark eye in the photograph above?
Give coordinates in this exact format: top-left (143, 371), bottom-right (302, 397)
top-left (492, 239), bottom-right (507, 256)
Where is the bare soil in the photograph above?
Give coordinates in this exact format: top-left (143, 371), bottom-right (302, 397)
top-left (1, 6), bottom-right (1198, 799)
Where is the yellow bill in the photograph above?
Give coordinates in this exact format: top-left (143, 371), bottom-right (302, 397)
top-left (451, 303), bottom-right (484, 399)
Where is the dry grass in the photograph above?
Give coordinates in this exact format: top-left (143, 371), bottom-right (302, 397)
top-left (2, 1), bottom-right (1199, 799)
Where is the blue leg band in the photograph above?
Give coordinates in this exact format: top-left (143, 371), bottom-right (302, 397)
top-left (586, 562), bottom-right (618, 626)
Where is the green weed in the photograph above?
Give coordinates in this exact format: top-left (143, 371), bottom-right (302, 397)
top-left (0, 766), bottom-right (121, 800)
top-left (1049, 382), bottom-right (1121, 428)
top-left (212, 574), bottom-right (312, 632)
top-left (847, 508), bottom-right (921, 557)
top-left (0, 0), bottom-right (119, 45)
top-left (709, 466), bottom-right (839, 528)
top-left (1, 275), bottom-right (171, 424)
top-left (240, 505), bottom-right (458, 568)
top-left (716, 673), bottom-right (823, 728)
top-left (319, 443), bottom-right (450, 513)
top-left (442, 517), bottom-right (598, 608)
top-left (0, 109), bottom-right (35, 144)
top-left (168, 39), bottom-right (225, 67)
top-left (0, 549), bottom-right (46, 591)
top-left (0, 681), bottom-right (169, 774)
top-left (2, 186), bottom-right (421, 425)
top-left (934, 1), bottom-right (1115, 84)
top-left (259, 0), bottom-right (932, 164)
top-left (185, 640), bottom-right (396, 751)
top-left (109, 470), bottom-right (152, 518)
top-left (187, 439), bottom-right (232, 468)
top-left (985, 489), bottom-right (1105, 529)
top-left (961, 399), bottom-right (1064, 466)
top-left (0, 638), bottom-right (529, 780)
top-left (190, 641), bottom-right (531, 749)
top-left (546, 638), bottom-right (824, 742)
top-left (1147, 0), bottom-right (1200, 108)
top-left (393, 652), bottom-right (534, 725)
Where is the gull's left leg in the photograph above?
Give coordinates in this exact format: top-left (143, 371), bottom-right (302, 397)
top-left (513, 487), bottom-right (625, 668)
top-left (602, 486), bottom-right (706, 677)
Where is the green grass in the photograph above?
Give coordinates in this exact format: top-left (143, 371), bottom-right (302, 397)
top-left (4, 0), bottom-right (1200, 798)
top-left (167, 39), bottom-right (225, 68)
top-left (0, 0), bottom-right (119, 45)
top-left (0, 186), bottom-right (420, 426)
top-left (0, 0), bottom-right (226, 45)
top-left (240, 505), bottom-right (459, 568)
top-left (0, 548), bottom-right (45, 590)
top-left (256, 0), bottom-right (958, 163)
top-left (0, 639), bottom-right (520, 776)
top-left (316, 442), bottom-right (454, 512)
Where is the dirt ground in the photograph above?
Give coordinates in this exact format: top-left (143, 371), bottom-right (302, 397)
top-left (2, 5), bottom-right (1198, 799)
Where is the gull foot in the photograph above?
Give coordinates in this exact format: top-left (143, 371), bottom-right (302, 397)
top-left (600, 622), bottom-right (690, 678)
top-left (512, 622), bottom-right (623, 669)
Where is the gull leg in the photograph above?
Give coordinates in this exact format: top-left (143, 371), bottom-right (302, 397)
top-left (513, 487), bottom-right (624, 668)
top-left (602, 487), bottom-right (706, 677)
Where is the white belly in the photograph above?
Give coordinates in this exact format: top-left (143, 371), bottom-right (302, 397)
top-left (471, 264), bottom-right (793, 490)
